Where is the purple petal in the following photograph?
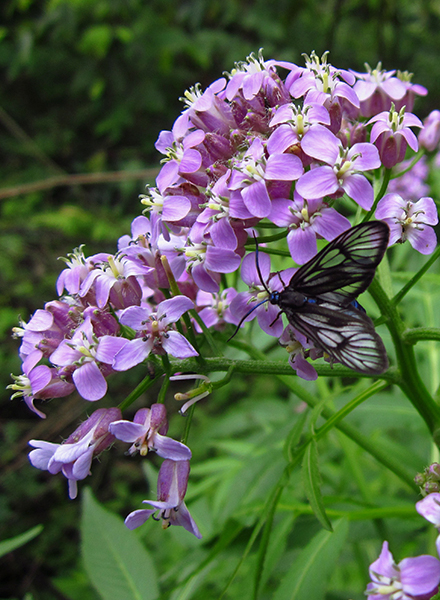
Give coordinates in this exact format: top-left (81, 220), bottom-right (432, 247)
top-left (118, 306), bottom-right (150, 330)
top-left (192, 263), bottom-right (220, 293)
top-left (287, 227), bottom-right (317, 264)
top-left (156, 161), bottom-right (180, 191)
top-left (268, 198), bottom-right (296, 227)
top-left (241, 251), bottom-right (271, 286)
top-left (369, 542), bottom-right (399, 581)
top-left (113, 338), bottom-right (152, 371)
top-left (416, 493), bottom-right (440, 527)
top-left (157, 295), bottom-right (194, 325)
top-left (73, 362), bottom-right (107, 401)
top-left (382, 77), bottom-right (406, 100)
top-left (109, 421), bottom-right (147, 443)
top-left (125, 508), bottom-right (156, 530)
top-left (342, 174), bottom-right (374, 210)
top-left (162, 196), bottom-right (191, 221)
top-left (153, 433), bottom-right (192, 460)
top-left (168, 501), bottom-right (202, 539)
top-left (28, 440), bottom-right (60, 469)
top-left (265, 154), bottom-right (303, 181)
top-left (301, 125), bottom-right (340, 164)
top-left (205, 246), bottom-right (241, 273)
top-left (257, 304), bottom-right (284, 337)
top-left (312, 208), bottom-right (351, 240)
top-left (409, 225), bottom-right (437, 254)
top-left (210, 218), bottom-right (237, 250)
top-left (267, 125), bottom-right (299, 154)
top-left (95, 336), bottom-right (129, 364)
top-left (296, 167), bottom-right (339, 199)
top-left (414, 197), bottom-right (439, 225)
top-left (349, 143), bottom-right (381, 170)
top-left (241, 180), bottom-right (272, 218)
top-left (400, 555), bottom-right (440, 595)
top-left (180, 149), bottom-right (202, 174)
top-left (161, 331), bottom-right (198, 358)
top-left (71, 447), bottom-right (94, 480)
top-left (290, 355), bottom-right (318, 380)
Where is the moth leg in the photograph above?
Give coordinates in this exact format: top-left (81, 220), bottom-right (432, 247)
top-left (269, 310), bottom-right (283, 327)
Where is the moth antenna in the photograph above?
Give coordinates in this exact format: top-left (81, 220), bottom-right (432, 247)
top-left (253, 232), bottom-right (271, 295)
top-left (277, 271), bottom-right (286, 287)
top-left (227, 299), bottom-right (268, 342)
top-left (228, 232), bottom-right (271, 342)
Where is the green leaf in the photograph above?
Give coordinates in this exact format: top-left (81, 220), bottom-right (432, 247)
top-left (81, 488), bottom-right (159, 600)
top-left (273, 518), bottom-right (349, 600)
top-left (302, 439), bottom-right (333, 532)
top-left (0, 524), bottom-right (43, 557)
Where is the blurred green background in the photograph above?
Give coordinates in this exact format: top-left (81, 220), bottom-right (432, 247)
top-left (1, 0), bottom-right (440, 597)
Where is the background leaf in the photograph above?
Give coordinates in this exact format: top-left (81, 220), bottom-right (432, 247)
top-left (273, 518), bottom-right (349, 600)
top-left (81, 488), bottom-right (159, 600)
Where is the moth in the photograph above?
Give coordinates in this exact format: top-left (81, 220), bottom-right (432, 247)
top-left (236, 221), bottom-right (390, 375)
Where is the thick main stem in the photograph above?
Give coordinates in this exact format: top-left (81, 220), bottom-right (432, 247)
top-left (369, 278), bottom-right (440, 438)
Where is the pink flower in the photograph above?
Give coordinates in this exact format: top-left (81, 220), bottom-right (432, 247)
top-left (366, 541), bottom-right (440, 599)
top-left (297, 124), bottom-right (380, 209)
top-left (124, 459), bottom-right (202, 539)
top-left (113, 296), bottom-right (197, 371)
top-left (29, 408), bottom-right (121, 499)
top-left (375, 194), bottom-right (438, 254)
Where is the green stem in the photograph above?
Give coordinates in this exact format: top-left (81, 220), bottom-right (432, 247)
top-left (403, 328), bottom-right (440, 344)
top-left (369, 277), bottom-right (440, 437)
top-left (391, 243), bottom-right (440, 306)
top-left (362, 168), bottom-right (391, 223)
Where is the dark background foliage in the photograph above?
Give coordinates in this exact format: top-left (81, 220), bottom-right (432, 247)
top-left (1, 0), bottom-right (440, 597)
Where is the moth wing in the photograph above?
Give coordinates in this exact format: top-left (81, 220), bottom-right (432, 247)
top-left (284, 302), bottom-right (388, 375)
top-left (288, 221), bottom-right (389, 305)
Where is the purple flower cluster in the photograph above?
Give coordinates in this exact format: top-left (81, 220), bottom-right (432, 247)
top-left (366, 487), bottom-right (440, 599)
top-left (9, 50), bottom-right (439, 539)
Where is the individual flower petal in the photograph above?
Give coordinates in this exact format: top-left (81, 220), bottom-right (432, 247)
top-left (73, 361), bottom-right (107, 402)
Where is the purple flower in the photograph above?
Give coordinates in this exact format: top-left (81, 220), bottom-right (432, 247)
top-left (155, 117), bottom-right (208, 189)
top-left (279, 325), bottom-right (318, 381)
top-left (113, 296), bottom-right (197, 371)
top-left (229, 137), bottom-right (303, 219)
top-left (297, 124), bottom-right (381, 210)
top-left (29, 408), bottom-right (121, 499)
top-left (419, 110), bottom-right (440, 152)
top-left (57, 248), bottom-right (110, 296)
top-left (49, 317), bottom-right (127, 401)
top-left (79, 253), bottom-right (143, 310)
top-left (109, 404), bottom-right (192, 460)
top-left (224, 50), bottom-right (293, 106)
top-left (416, 493), bottom-right (440, 528)
top-left (290, 51), bottom-right (358, 132)
top-left (352, 63), bottom-right (407, 118)
top-left (366, 541), bottom-right (440, 599)
top-left (375, 194), bottom-right (438, 254)
top-left (181, 229), bottom-right (242, 293)
top-left (267, 102), bottom-right (330, 163)
top-left (139, 186), bottom-right (192, 224)
top-left (124, 459), bottom-right (202, 539)
top-left (194, 288), bottom-right (239, 332)
top-left (268, 192), bottom-right (351, 264)
top-left (9, 357), bottom-right (52, 419)
top-left (368, 106), bottom-right (423, 168)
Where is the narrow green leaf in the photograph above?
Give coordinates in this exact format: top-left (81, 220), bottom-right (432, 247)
top-left (0, 524), bottom-right (43, 557)
top-left (302, 439), bottom-right (333, 532)
top-left (284, 410), bottom-right (308, 463)
top-left (273, 518), bottom-right (349, 600)
top-left (81, 488), bottom-right (159, 600)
